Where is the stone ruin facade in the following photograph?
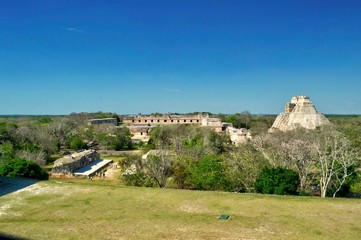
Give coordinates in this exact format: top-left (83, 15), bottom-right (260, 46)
top-left (124, 113), bottom-right (249, 145)
top-left (51, 149), bottom-right (100, 177)
top-left (128, 125), bottom-right (153, 142)
top-left (270, 96), bottom-right (330, 132)
top-left (226, 127), bottom-right (251, 146)
top-left (124, 114), bottom-right (223, 143)
top-left (123, 113), bottom-right (211, 127)
top-left (88, 118), bottom-right (118, 126)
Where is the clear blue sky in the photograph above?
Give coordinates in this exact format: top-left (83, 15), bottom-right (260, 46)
top-left (1, 0), bottom-right (361, 115)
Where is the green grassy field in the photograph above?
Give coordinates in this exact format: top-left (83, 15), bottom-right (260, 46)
top-left (1, 180), bottom-right (361, 240)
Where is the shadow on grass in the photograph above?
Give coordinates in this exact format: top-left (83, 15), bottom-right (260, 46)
top-left (0, 177), bottom-right (40, 197)
top-left (0, 233), bottom-right (28, 240)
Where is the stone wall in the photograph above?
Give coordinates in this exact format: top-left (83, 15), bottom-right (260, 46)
top-left (128, 125), bottom-right (153, 142)
top-left (201, 117), bottom-right (223, 132)
top-left (51, 150), bottom-right (100, 177)
top-left (124, 114), bottom-right (224, 141)
top-left (226, 127), bottom-right (251, 146)
top-left (123, 114), bottom-right (202, 125)
top-left (88, 118), bottom-right (118, 126)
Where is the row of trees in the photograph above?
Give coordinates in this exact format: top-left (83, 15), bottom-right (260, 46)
top-left (122, 124), bottom-right (360, 198)
top-left (0, 113), bottom-right (133, 167)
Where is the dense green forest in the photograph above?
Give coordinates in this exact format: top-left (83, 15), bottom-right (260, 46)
top-left (0, 113), bottom-right (360, 198)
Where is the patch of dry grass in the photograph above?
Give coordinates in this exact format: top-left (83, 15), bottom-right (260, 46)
top-left (1, 180), bottom-right (361, 239)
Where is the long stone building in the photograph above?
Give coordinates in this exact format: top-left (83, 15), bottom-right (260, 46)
top-left (124, 114), bottom-right (207, 126)
top-left (270, 95), bottom-right (330, 132)
top-left (124, 113), bottom-right (250, 145)
top-left (124, 114), bottom-right (223, 142)
top-left (88, 118), bottom-right (118, 126)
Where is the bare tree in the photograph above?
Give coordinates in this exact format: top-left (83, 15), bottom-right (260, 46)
top-left (311, 126), bottom-right (359, 197)
top-left (241, 111), bottom-right (252, 129)
top-left (280, 139), bottom-right (314, 192)
top-left (252, 131), bottom-right (290, 167)
top-left (144, 151), bottom-right (173, 188)
top-left (47, 118), bottom-right (78, 146)
top-left (16, 124), bottom-right (56, 154)
top-left (253, 129), bottom-right (319, 193)
top-left (226, 144), bottom-right (268, 192)
top-left (16, 150), bottom-right (47, 166)
top-left (278, 128), bottom-right (316, 192)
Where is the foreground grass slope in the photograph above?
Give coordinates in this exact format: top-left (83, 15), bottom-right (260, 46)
top-left (1, 180), bottom-right (361, 240)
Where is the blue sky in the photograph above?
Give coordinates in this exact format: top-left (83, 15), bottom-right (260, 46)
top-left (1, 0), bottom-right (361, 115)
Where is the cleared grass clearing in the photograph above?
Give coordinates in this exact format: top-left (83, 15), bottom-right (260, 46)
top-left (1, 180), bottom-right (361, 239)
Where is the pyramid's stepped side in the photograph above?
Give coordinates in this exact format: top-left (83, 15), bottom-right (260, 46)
top-left (271, 113), bottom-right (290, 131)
top-left (270, 96), bottom-right (330, 132)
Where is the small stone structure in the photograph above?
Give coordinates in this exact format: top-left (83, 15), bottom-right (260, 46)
top-left (201, 117), bottom-right (223, 132)
top-left (270, 96), bottom-right (330, 132)
top-left (226, 127), bottom-right (251, 146)
top-left (128, 125), bottom-right (153, 142)
top-left (88, 118), bottom-right (118, 126)
top-left (52, 150), bottom-right (100, 177)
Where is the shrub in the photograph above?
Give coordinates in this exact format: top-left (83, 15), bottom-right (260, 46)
top-left (187, 155), bottom-right (230, 191)
top-left (255, 167), bottom-right (299, 195)
top-left (69, 136), bottom-right (88, 151)
top-left (122, 171), bottom-right (157, 187)
top-left (0, 158), bottom-right (49, 180)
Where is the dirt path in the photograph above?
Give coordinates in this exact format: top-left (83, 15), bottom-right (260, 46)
top-left (104, 167), bottom-right (120, 179)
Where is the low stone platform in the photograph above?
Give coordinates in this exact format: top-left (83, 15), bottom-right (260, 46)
top-left (52, 150), bottom-right (100, 176)
top-left (73, 159), bottom-right (113, 177)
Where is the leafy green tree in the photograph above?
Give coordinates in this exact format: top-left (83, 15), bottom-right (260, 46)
top-left (249, 115), bottom-right (277, 136)
top-left (35, 116), bottom-right (53, 124)
top-left (94, 126), bottom-right (132, 150)
top-left (110, 134), bottom-right (133, 150)
top-left (0, 121), bottom-right (18, 143)
top-left (255, 167), bottom-right (300, 195)
top-left (187, 155), bottom-right (229, 191)
top-left (69, 136), bottom-right (88, 150)
top-left (0, 143), bottom-right (15, 164)
top-left (171, 155), bottom-right (194, 189)
top-left (148, 125), bottom-right (172, 149)
top-left (0, 158), bottom-right (49, 180)
top-left (146, 125), bottom-right (233, 190)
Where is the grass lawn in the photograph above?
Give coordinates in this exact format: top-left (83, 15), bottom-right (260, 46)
top-left (1, 180), bottom-right (361, 239)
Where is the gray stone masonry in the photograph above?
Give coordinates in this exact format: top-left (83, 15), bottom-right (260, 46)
top-left (52, 150), bottom-right (100, 176)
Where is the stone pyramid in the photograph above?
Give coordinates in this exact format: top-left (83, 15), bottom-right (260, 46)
top-left (270, 96), bottom-right (330, 132)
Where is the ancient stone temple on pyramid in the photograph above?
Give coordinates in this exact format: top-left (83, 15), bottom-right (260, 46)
top-left (270, 96), bottom-right (330, 132)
